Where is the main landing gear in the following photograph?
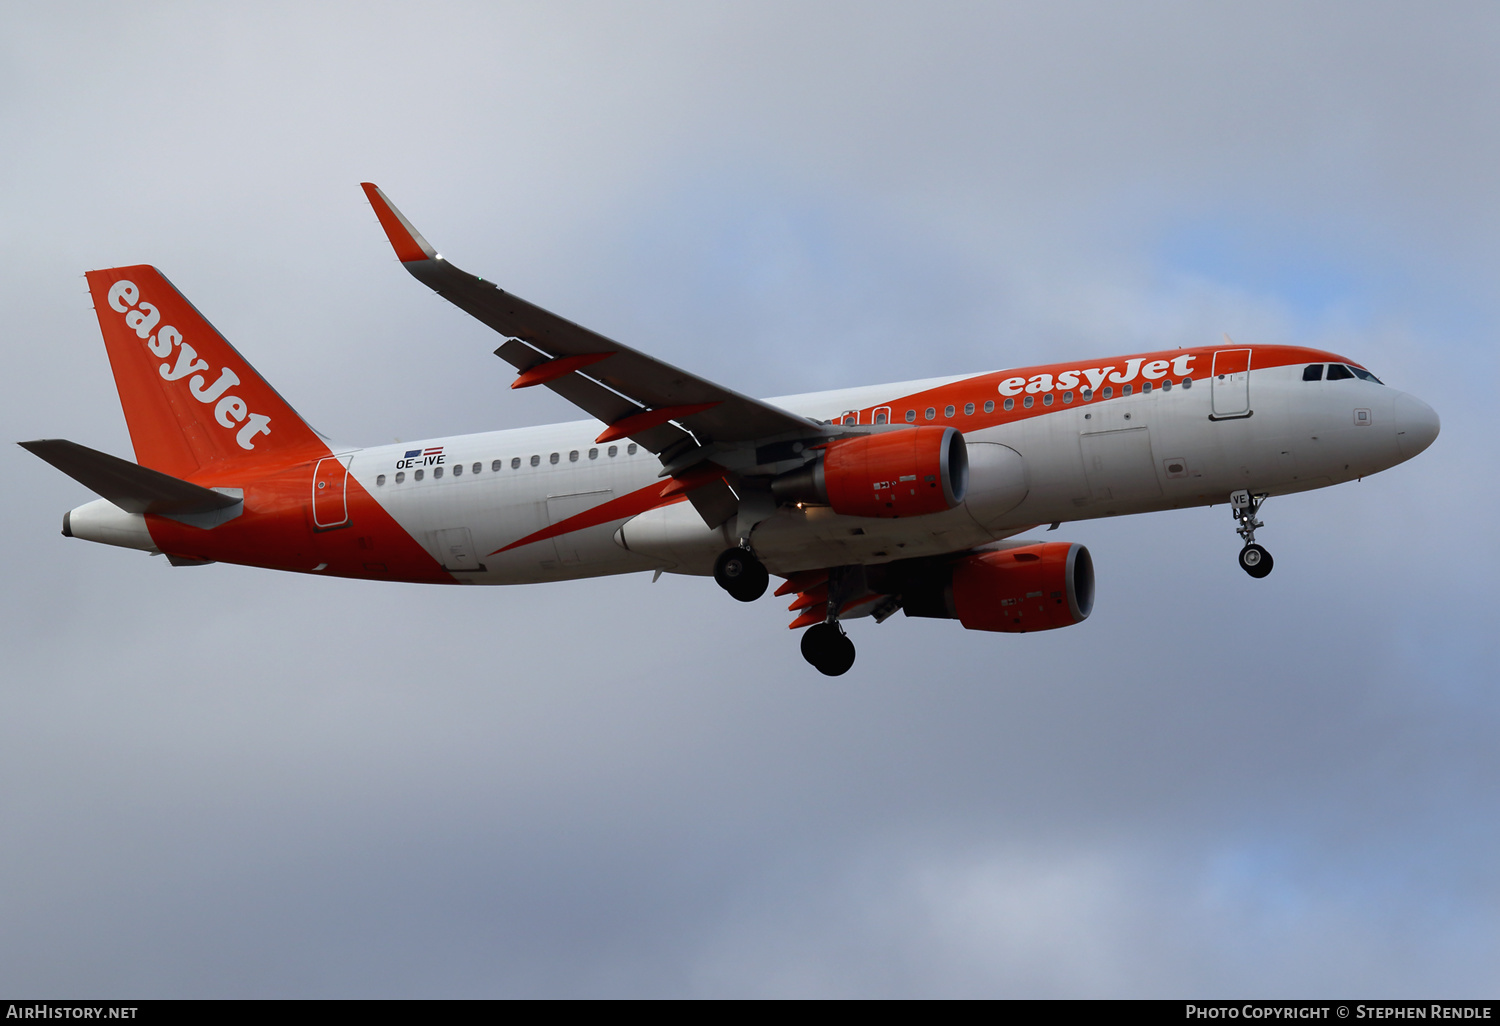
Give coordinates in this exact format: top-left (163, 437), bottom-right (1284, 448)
top-left (714, 546), bottom-right (769, 602)
top-left (713, 547), bottom-right (858, 676)
top-left (1231, 489), bottom-right (1274, 579)
top-left (798, 564), bottom-right (864, 676)
top-left (801, 621), bottom-right (856, 677)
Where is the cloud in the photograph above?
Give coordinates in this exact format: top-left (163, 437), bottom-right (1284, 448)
top-left (1, 1), bottom-right (1495, 997)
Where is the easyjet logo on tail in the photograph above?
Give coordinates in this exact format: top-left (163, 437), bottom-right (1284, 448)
top-left (106, 280), bottom-right (272, 450)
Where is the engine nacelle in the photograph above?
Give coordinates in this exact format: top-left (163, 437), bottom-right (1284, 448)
top-left (902, 541), bottom-right (1094, 633)
top-left (771, 426), bottom-right (968, 518)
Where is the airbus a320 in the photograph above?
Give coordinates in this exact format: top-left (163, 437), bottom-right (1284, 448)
top-left (23, 184), bottom-right (1441, 675)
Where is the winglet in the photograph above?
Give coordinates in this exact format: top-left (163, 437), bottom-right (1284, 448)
top-left (361, 183), bottom-right (438, 263)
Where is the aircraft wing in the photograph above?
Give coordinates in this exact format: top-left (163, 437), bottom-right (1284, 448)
top-left (361, 183), bottom-right (826, 459)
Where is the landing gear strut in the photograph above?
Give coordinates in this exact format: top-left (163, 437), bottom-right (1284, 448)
top-left (1231, 489), bottom-right (1273, 579)
top-left (800, 621), bottom-right (856, 676)
top-left (714, 547), bottom-right (768, 602)
top-left (798, 565), bottom-right (864, 676)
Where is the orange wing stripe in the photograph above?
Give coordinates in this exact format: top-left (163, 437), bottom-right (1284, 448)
top-left (511, 352), bottom-right (615, 389)
top-left (787, 583), bottom-right (829, 611)
top-left (595, 403), bottom-right (719, 444)
top-left (660, 464), bottom-right (726, 497)
top-left (493, 480), bottom-right (686, 555)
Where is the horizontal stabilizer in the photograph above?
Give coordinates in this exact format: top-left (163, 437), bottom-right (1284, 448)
top-left (19, 439), bottom-right (241, 515)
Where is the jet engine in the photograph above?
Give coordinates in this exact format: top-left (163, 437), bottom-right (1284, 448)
top-left (771, 426), bottom-right (968, 518)
top-left (900, 541), bottom-right (1094, 633)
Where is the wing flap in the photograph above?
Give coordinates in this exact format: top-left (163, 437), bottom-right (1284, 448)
top-left (684, 478), bottom-right (739, 530)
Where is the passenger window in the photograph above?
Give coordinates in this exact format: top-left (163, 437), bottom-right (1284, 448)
top-left (1326, 364), bottom-right (1354, 381)
top-left (415, 469), bottom-right (424, 481)
top-left (874, 411), bottom-right (888, 425)
top-left (608, 445), bottom-right (618, 457)
top-left (944, 405), bottom-right (955, 418)
top-left (434, 466), bottom-right (444, 479)
top-left (1141, 382), bottom-right (1151, 394)
top-left (1081, 387), bottom-right (1093, 400)
top-left (964, 403), bottom-right (974, 415)
top-left (1303, 364), bottom-right (1324, 381)
top-left (508, 458), bottom-right (518, 469)
top-left (473, 462), bottom-right (481, 474)
top-left (549, 452), bottom-right (560, 464)
top-left (628, 444), bottom-right (638, 455)
top-left (1161, 379), bottom-right (1172, 391)
top-left (1181, 377), bottom-right (1193, 388)
top-left (1023, 395), bottom-right (1034, 408)
top-left (983, 400), bottom-right (994, 413)
top-left (1102, 386), bottom-right (1113, 399)
top-left (925, 408), bottom-right (936, 420)
top-left (1042, 394), bottom-right (1053, 406)
top-left (530, 455), bottom-right (540, 467)
top-left (1003, 398), bottom-right (1014, 411)
top-left (1122, 384), bottom-right (1132, 396)
top-left (1062, 391), bottom-right (1073, 404)
top-left (905, 410), bottom-right (916, 423)
top-left (395, 471), bottom-right (405, 483)
top-left (569, 450), bottom-right (579, 462)
top-left (452, 464), bottom-right (462, 477)
top-left (376, 474), bottom-right (386, 486)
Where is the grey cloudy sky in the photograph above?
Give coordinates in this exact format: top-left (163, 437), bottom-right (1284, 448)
top-left (1, 2), bottom-right (1496, 997)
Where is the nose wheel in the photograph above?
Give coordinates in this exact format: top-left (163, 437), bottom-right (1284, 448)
top-left (714, 547), bottom-right (769, 602)
top-left (1238, 543), bottom-right (1273, 578)
top-left (1231, 490), bottom-right (1273, 578)
top-left (800, 622), bottom-right (856, 676)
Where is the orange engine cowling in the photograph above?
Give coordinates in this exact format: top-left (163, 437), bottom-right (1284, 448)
top-left (901, 542), bottom-right (1095, 633)
top-left (771, 426), bottom-right (968, 518)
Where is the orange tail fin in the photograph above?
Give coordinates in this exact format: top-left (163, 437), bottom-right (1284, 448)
top-left (86, 265), bottom-right (326, 478)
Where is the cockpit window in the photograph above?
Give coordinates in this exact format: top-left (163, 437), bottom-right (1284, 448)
top-left (1349, 366), bottom-right (1384, 384)
top-left (1302, 364), bottom-right (1324, 381)
top-left (1326, 364), bottom-right (1355, 381)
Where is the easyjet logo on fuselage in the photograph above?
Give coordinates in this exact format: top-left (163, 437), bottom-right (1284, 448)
top-left (106, 280), bottom-right (272, 450)
top-left (995, 354), bottom-right (1199, 396)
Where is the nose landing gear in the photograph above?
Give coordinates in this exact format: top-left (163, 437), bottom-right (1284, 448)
top-left (714, 547), bottom-right (769, 602)
top-left (1231, 490), bottom-right (1274, 578)
top-left (1238, 543), bottom-right (1273, 577)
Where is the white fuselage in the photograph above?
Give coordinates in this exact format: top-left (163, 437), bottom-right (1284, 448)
top-left (340, 362), bottom-right (1422, 584)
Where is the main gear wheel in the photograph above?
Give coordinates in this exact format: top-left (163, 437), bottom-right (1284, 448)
top-left (713, 547), bottom-right (769, 602)
top-left (800, 622), bottom-right (856, 676)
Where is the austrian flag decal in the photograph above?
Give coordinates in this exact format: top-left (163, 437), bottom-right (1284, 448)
top-left (396, 447), bottom-right (444, 469)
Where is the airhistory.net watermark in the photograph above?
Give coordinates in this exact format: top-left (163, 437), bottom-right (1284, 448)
top-left (5, 1007), bottom-right (137, 1019)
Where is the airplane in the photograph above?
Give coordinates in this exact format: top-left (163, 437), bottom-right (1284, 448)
top-left (21, 184), bottom-right (1441, 676)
